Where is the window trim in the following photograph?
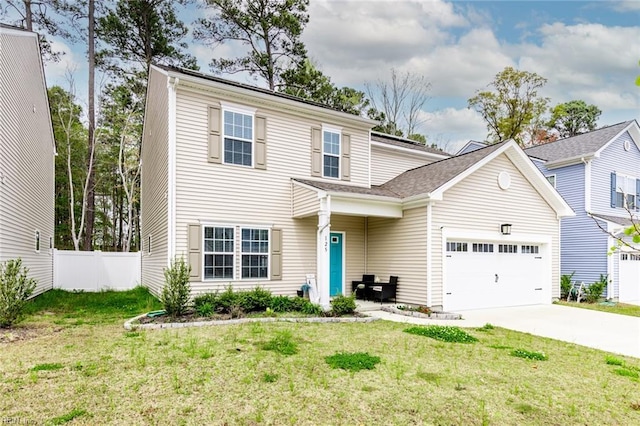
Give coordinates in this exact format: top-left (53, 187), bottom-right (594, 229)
top-left (322, 125), bottom-right (342, 179)
top-left (203, 225), bottom-right (236, 281)
top-left (221, 103), bottom-right (256, 168)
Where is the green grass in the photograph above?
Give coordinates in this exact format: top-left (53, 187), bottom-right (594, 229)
top-left (510, 349), bottom-right (549, 361)
top-left (325, 352), bottom-right (381, 372)
top-left (24, 287), bottom-right (161, 324)
top-left (31, 363), bottom-right (64, 372)
top-left (555, 300), bottom-right (640, 317)
top-left (1, 290), bottom-right (640, 424)
top-left (261, 330), bottom-right (298, 355)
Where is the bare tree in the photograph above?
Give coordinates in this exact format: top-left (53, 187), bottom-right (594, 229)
top-left (365, 68), bottom-right (431, 139)
top-left (116, 107), bottom-right (142, 252)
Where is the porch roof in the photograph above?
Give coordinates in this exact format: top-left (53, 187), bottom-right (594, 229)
top-left (293, 178), bottom-right (401, 199)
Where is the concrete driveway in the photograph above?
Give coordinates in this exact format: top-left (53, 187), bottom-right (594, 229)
top-left (368, 304), bottom-right (640, 358)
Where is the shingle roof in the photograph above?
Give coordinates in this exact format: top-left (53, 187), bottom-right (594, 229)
top-left (371, 132), bottom-right (450, 156)
top-left (379, 142), bottom-right (505, 197)
top-left (293, 179), bottom-right (401, 198)
top-left (591, 213), bottom-right (636, 227)
top-left (524, 121), bottom-right (633, 162)
top-left (153, 63), bottom-right (370, 117)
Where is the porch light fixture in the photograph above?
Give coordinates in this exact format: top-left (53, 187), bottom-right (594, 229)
top-left (500, 224), bottom-right (512, 235)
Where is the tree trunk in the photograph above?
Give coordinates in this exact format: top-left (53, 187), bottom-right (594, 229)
top-left (84, 0), bottom-right (96, 251)
top-left (24, 0), bottom-right (33, 30)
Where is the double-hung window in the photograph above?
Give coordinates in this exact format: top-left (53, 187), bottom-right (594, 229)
top-left (614, 174), bottom-right (637, 209)
top-left (204, 226), bottom-right (235, 279)
top-left (241, 228), bottom-right (269, 279)
top-left (223, 109), bottom-right (253, 166)
top-left (203, 226), bottom-right (270, 280)
top-left (323, 129), bottom-right (340, 178)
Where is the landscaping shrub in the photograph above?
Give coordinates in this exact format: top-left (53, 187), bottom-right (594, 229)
top-left (0, 258), bottom-right (37, 328)
top-left (269, 295), bottom-right (295, 312)
top-left (216, 285), bottom-right (242, 313)
top-left (403, 325), bottom-right (478, 343)
top-left (325, 352), bottom-right (381, 372)
top-left (161, 257), bottom-right (191, 317)
top-left (510, 349), bottom-right (548, 361)
top-left (193, 292), bottom-right (218, 312)
top-left (329, 294), bottom-right (356, 316)
top-left (560, 272), bottom-right (575, 300)
top-left (584, 274), bottom-right (607, 304)
top-left (238, 287), bottom-right (272, 312)
top-left (195, 302), bottom-right (213, 317)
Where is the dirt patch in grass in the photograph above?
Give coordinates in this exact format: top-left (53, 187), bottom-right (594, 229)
top-left (0, 324), bottom-right (63, 344)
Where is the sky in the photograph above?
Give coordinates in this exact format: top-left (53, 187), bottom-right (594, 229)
top-left (34, 0), bottom-right (640, 152)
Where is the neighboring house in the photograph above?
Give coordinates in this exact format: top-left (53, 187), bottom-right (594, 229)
top-left (456, 140), bottom-right (487, 155)
top-left (525, 120), bottom-right (640, 304)
top-left (0, 24), bottom-right (55, 295)
top-left (141, 65), bottom-right (573, 311)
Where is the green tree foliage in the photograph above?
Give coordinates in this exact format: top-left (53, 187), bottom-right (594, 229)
top-left (468, 67), bottom-right (549, 146)
top-left (547, 100), bottom-right (601, 138)
top-left (161, 257), bottom-right (191, 317)
top-left (194, 0), bottom-right (309, 91)
top-left (280, 59), bottom-right (370, 115)
top-left (48, 86), bottom-right (88, 250)
top-left (98, 0), bottom-right (197, 76)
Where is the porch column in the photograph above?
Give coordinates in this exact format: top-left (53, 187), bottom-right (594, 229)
top-left (317, 196), bottom-right (331, 309)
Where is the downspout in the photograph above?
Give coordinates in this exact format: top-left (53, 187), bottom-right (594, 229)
top-left (317, 195), bottom-right (331, 309)
top-left (426, 202), bottom-right (433, 307)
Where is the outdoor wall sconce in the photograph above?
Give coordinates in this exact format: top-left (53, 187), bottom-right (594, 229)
top-left (500, 223), bottom-right (512, 235)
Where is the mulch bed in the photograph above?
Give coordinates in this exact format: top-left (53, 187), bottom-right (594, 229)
top-left (137, 309), bottom-right (368, 325)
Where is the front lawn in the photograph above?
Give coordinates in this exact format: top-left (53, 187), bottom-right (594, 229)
top-left (1, 290), bottom-right (639, 424)
top-left (555, 300), bottom-right (640, 317)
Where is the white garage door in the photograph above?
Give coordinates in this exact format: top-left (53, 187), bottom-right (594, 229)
top-left (444, 241), bottom-right (548, 311)
top-left (619, 252), bottom-right (640, 305)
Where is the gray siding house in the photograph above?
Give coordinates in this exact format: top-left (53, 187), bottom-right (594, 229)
top-left (0, 24), bottom-right (56, 295)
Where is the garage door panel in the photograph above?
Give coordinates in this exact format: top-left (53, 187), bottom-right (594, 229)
top-left (620, 252), bottom-right (640, 305)
top-left (445, 241), bottom-right (548, 311)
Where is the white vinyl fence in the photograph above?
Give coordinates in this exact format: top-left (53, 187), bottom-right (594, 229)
top-left (53, 249), bottom-right (141, 291)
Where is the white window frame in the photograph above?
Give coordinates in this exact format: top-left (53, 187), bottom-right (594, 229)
top-left (615, 173), bottom-right (637, 210)
top-left (322, 125), bottom-right (341, 179)
top-left (521, 245), bottom-right (540, 254)
top-left (203, 225), bottom-right (236, 281)
top-left (221, 103), bottom-right (256, 168)
top-left (546, 174), bottom-right (556, 188)
top-left (240, 227), bottom-right (270, 280)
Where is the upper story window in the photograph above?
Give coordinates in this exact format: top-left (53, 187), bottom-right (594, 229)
top-left (223, 110), bottom-right (253, 166)
top-left (611, 173), bottom-right (638, 210)
top-left (323, 130), bottom-right (341, 178)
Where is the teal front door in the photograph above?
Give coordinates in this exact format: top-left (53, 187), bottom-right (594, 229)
top-left (329, 232), bottom-right (344, 296)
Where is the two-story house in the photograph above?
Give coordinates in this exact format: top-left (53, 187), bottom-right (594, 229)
top-left (141, 65), bottom-right (572, 311)
top-left (525, 120), bottom-right (640, 304)
top-left (0, 24), bottom-right (55, 295)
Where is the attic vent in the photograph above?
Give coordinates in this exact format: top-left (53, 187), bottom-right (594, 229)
top-left (624, 140), bottom-right (631, 151)
top-left (497, 171), bottom-right (511, 190)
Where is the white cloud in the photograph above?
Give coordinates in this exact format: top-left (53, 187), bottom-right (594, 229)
top-left (419, 107), bottom-right (487, 152)
top-left (612, 1), bottom-right (640, 11)
top-left (43, 38), bottom-right (83, 85)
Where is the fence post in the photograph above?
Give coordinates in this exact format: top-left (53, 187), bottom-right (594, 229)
top-left (52, 248), bottom-right (58, 289)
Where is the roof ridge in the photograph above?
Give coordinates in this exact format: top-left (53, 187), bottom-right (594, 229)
top-left (525, 120), bottom-right (632, 151)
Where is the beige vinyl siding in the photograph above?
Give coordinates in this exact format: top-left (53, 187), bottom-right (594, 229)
top-left (371, 145), bottom-right (436, 185)
top-left (330, 215), bottom-right (365, 293)
top-left (172, 88), bottom-right (371, 294)
top-left (430, 153), bottom-right (560, 307)
top-left (140, 68), bottom-right (170, 296)
top-left (367, 207), bottom-right (427, 304)
top-left (292, 184), bottom-right (319, 218)
top-left (0, 29), bottom-right (54, 295)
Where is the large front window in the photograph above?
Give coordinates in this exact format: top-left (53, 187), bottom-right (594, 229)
top-left (203, 226), bottom-right (270, 280)
top-left (323, 130), bottom-right (340, 178)
top-left (241, 228), bottom-right (269, 278)
top-left (223, 110), bottom-right (253, 166)
top-left (204, 227), bottom-right (234, 279)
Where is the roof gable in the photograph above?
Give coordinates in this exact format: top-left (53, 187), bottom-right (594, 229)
top-left (524, 120), bottom-right (640, 165)
top-left (456, 140), bottom-right (487, 155)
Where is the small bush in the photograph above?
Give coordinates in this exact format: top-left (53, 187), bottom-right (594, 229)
top-left (238, 287), bottom-right (272, 312)
top-left (584, 274), bottom-right (607, 304)
top-left (262, 330), bottom-right (298, 355)
top-left (330, 294), bottom-right (356, 316)
top-left (510, 349), bottom-right (548, 361)
top-left (560, 272), bottom-right (575, 300)
top-left (0, 258), bottom-right (37, 328)
top-left (161, 257), bottom-right (191, 317)
top-left (216, 285), bottom-right (241, 313)
top-left (325, 352), bottom-right (381, 372)
top-left (195, 302), bottom-right (213, 317)
top-left (193, 292), bottom-right (218, 311)
top-left (269, 295), bottom-right (295, 312)
top-left (404, 326), bottom-right (478, 343)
